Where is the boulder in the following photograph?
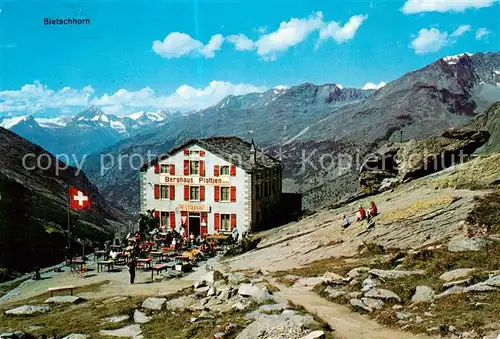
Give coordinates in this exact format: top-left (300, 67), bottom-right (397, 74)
top-left (436, 286), bottom-right (465, 299)
top-left (237, 284), bottom-right (272, 301)
top-left (442, 279), bottom-right (472, 288)
top-left (361, 278), bottom-right (379, 292)
top-left (133, 310), bottom-right (150, 324)
top-left (361, 297), bottom-right (384, 310)
top-left (0, 332), bottom-right (27, 339)
top-left (448, 236), bottom-right (492, 252)
top-left (141, 297), bottom-right (166, 310)
top-left (368, 269), bottom-right (425, 280)
top-left (346, 267), bottom-right (371, 278)
top-left (44, 296), bottom-right (84, 304)
top-left (396, 312), bottom-right (411, 320)
top-left (228, 272), bottom-right (247, 285)
top-left (439, 268), bottom-right (476, 281)
top-left (5, 305), bottom-right (50, 315)
top-left (218, 287), bottom-right (234, 300)
top-left (323, 286), bottom-right (346, 299)
top-left (350, 299), bottom-right (372, 312)
top-left (99, 324), bottom-right (142, 338)
top-left (364, 288), bottom-right (401, 301)
top-left (463, 283), bottom-right (498, 293)
top-left (62, 335), bottom-right (90, 339)
top-left (301, 331), bottom-right (325, 339)
top-left (359, 128), bottom-right (490, 193)
top-left (166, 296), bottom-right (196, 311)
top-left (235, 313), bottom-right (315, 339)
top-left (483, 275), bottom-right (500, 287)
top-left (322, 272), bottom-right (344, 284)
top-left (194, 286), bottom-right (210, 297)
top-left (411, 286), bottom-right (435, 303)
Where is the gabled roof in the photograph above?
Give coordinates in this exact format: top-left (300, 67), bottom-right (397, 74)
top-left (140, 136), bottom-right (282, 172)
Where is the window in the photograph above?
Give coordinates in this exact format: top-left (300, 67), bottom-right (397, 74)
top-left (160, 211), bottom-right (169, 228)
top-left (220, 214), bottom-right (231, 231)
top-left (159, 185), bottom-right (169, 199)
top-left (160, 164), bottom-right (169, 173)
top-left (220, 187), bottom-right (230, 201)
top-left (190, 186), bottom-right (200, 201)
top-left (256, 185), bottom-right (261, 199)
top-left (220, 165), bottom-right (230, 176)
top-left (189, 150), bottom-right (200, 156)
top-left (189, 161), bottom-right (200, 175)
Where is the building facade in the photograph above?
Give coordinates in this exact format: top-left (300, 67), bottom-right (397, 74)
top-left (139, 137), bottom-right (283, 236)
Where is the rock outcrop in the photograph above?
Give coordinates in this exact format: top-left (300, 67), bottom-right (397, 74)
top-left (360, 128), bottom-right (490, 194)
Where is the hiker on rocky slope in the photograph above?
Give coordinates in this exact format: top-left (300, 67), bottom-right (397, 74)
top-left (357, 206), bottom-right (367, 221)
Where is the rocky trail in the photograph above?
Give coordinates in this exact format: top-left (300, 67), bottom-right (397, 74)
top-left (269, 279), bottom-right (433, 339)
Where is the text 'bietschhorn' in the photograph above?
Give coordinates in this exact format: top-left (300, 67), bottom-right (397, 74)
top-left (43, 18), bottom-right (91, 25)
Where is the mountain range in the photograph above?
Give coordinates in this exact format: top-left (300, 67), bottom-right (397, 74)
top-left (2, 52), bottom-right (499, 214)
top-left (0, 107), bottom-right (173, 163)
top-left (80, 52), bottom-right (500, 212)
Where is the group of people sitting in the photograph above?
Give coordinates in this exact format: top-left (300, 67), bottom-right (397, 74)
top-left (342, 201), bottom-right (379, 228)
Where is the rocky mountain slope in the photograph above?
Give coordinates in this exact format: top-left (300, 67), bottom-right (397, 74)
top-left (82, 52), bottom-right (500, 212)
top-left (0, 127), bottom-right (131, 275)
top-left (0, 107), bottom-right (171, 163)
top-left (467, 101), bottom-right (500, 153)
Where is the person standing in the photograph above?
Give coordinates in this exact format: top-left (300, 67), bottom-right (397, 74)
top-left (127, 257), bottom-right (137, 284)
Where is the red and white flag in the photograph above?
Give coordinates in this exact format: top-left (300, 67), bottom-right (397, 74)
top-left (69, 187), bottom-right (91, 210)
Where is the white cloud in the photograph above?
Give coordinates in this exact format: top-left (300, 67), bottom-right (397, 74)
top-left (152, 32), bottom-right (224, 59)
top-left (253, 12), bottom-right (325, 60)
top-left (0, 81), bottom-right (94, 114)
top-left (0, 81), bottom-right (268, 116)
top-left (411, 28), bottom-right (449, 54)
top-left (156, 12), bottom-right (367, 61)
top-left (274, 85), bottom-right (289, 90)
top-left (362, 81), bottom-right (387, 90)
top-left (476, 27), bottom-right (491, 40)
top-left (410, 25), bottom-right (471, 54)
top-left (226, 34), bottom-right (255, 51)
top-left (450, 25), bottom-right (471, 38)
top-left (402, 0), bottom-right (498, 14)
top-left (200, 34), bottom-right (225, 58)
top-left (319, 14), bottom-right (368, 43)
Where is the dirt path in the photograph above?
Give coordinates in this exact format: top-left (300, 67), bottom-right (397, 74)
top-left (270, 279), bottom-right (435, 339)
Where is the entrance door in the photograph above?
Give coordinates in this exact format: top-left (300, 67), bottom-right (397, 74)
top-left (188, 213), bottom-right (201, 237)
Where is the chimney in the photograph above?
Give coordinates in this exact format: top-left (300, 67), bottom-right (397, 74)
top-left (250, 139), bottom-right (256, 165)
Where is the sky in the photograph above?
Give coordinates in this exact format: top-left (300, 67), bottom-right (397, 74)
top-left (0, 0), bottom-right (499, 117)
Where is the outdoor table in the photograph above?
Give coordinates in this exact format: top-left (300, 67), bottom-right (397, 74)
top-left (94, 250), bottom-right (107, 261)
top-left (137, 258), bottom-right (152, 270)
top-left (150, 251), bottom-right (168, 262)
top-left (150, 263), bottom-right (168, 280)
top-left (97, 261), bottom-right (113, 273)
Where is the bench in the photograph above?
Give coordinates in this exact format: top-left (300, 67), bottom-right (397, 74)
top-left (97, 261), bottom-right (114, 273)
top-left (47, 285), bottom-right (76, 297)
top-left (150, 263), bottom-right (168, 280)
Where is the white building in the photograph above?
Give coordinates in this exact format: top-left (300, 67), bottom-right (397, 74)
top-left (139, 137), bottom-right (283, 237)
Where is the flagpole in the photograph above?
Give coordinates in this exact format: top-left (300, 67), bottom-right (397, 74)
top-left (67, 186), bottom-right (71, 250)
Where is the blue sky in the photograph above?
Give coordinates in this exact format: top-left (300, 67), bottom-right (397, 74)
top-left (0, 0), bottom-right (499, 116)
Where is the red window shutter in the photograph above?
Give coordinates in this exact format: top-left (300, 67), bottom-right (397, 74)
top-left (154, 184), bottom-right (160, 199)
top-left (214, 165), bottom-right (220, 177)
top-left (200, 186), bottom-right (205, 201)
top-left (184, 149), bottom-right (189, 155)
top-left (169, 185), bottom-right (175, 200)
top-left (214, 213), bottom-right (220, 231)
top-left (169, 212), bottom-right (176, 229)
top-left (169, 164), bottom-right (175, 175)
top-left (230, 165), bottom-right (236, 176)
top-left (230, 186), bottom-right (236, 202)
top-left (200, 160), bottom-right (205, 176)
top-left (214, 186), bottom-right (220, 202)
top-left (181, 211), bottom-right (188, 234)
top-left (184, 160), bottom-right (189, 175)
top-left (154, 163), bottom-right (160, 174)
top-left (200, 150), bottom-right (205, 157)
top-left (200, 212), bottom-right (208, 236)
top-left (154, 211), bottom-right (159, 219)
top-left (231, 214), bottom-right (237, 230)
top-left (184, 185), bottom-right (189, 201)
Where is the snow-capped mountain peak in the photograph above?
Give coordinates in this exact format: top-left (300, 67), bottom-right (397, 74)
top-left (0, 116), bottom-right (30, 129)
top-left (443, 53), bottom-right (473, 65)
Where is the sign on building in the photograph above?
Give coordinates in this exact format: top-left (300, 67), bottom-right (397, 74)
top-left (159, 175), bottom-right (231, 185)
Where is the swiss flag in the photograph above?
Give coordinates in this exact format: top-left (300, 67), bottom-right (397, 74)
top-left (69, 187), bottom-right (91, 210)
